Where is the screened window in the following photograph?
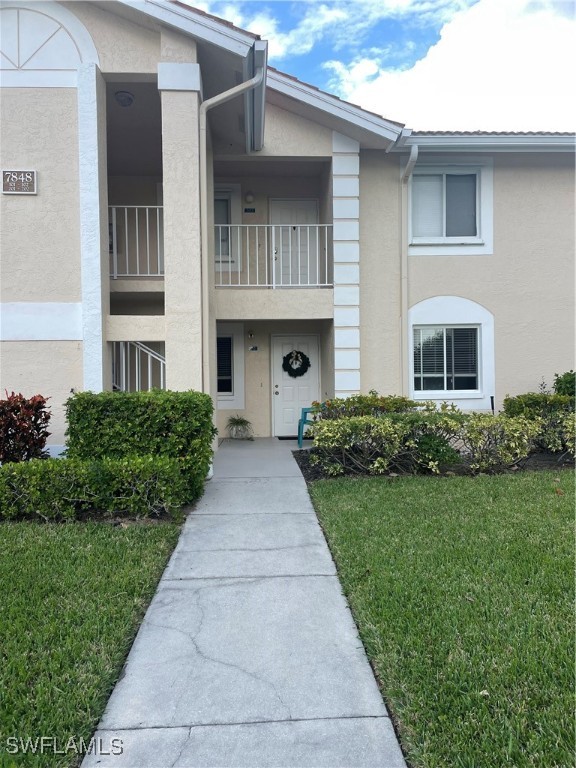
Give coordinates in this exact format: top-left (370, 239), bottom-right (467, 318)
top-left (412, 172), bottom-right (478, 239)
top-left (217, 336), bottom-right (233, 394)
top-left (413, 326), bottom-right (478, 391)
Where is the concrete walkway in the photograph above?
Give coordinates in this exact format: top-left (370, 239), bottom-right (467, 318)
top-left (83, 439), bottom-right (406, 768)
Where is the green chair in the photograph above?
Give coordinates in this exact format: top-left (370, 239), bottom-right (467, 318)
top-left (297, 406), bottom-right (316, 448)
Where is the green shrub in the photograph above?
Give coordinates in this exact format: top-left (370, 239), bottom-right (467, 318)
top-left (310, 416), bottom-right (409, 476)
top-left (0, 392), bottom-right (51, 463)
top-left (0, 455), bottom-right (195, 521)
top-left (65, 390), bottom-right (215, 463)
top-left (553, 370), bottom-right (575, 397)
top-left (458, 414), bottom-right (540, 472)
top-left (309, 411), bottom-right (540, 476)
top-left (503, 393), bottom-right (574, 453)
top-left (312, 393), bottom-right (419, 420)
top-left (310, 410), bottom-right (464, 476)
top-left (560, 412), bottom-right (575, 458)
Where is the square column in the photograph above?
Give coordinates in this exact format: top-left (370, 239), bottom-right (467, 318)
top-left (159, 64), bottom-right (203, 390)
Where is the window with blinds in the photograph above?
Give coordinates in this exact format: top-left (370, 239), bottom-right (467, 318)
top-left (413, 326), bottom-right (478, 391)
top-left (412, 172), bottom-right (478, 239)
top-left (217, 336), bottom-right (233, 394)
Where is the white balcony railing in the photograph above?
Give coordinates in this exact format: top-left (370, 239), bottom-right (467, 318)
top-left (215, 224), bottom-right (333, 287)
top-left (109, 206), bottom-right (164, 278)
top-left (112, 341), bottom-right (166, 392)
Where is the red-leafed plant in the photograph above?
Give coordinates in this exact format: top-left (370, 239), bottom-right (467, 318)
top-left (0, 392), bottom-right (51, 463)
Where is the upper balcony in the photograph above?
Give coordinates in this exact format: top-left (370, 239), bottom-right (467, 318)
top-left (109, 206), bottom-right (333, 289)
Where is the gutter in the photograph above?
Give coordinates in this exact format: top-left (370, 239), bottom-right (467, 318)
top-left (400, 144), bottom-right (418, 396)
top-left (199, 65), bottom-right (265, 393)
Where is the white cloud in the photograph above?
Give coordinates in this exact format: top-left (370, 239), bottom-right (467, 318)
top-left (324, 0), bottom-right (576, 130)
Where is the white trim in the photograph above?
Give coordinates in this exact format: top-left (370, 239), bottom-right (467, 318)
top-left (117, 0), bottom-right (255, 57)
top-left (402, 134), bottom-right (575, 153)
top-left (216, 322), bottom-right (245, 410)
top-left (78, 63), bottom-right (104, 392)
top-left (157, 62), bottom-right (202, 93)
top-left (0, 302), bottom-right (82, 340)
top-left (408, 296), bottom-right (495, 411)
top-left (0, 2), bottom-right (99, 88)
top-left (409, 158), bottom-right (493, 256)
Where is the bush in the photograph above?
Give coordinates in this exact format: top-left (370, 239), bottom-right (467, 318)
top-left (553, 370), bottom-right (575, 397)
top-left (0, 392), bottom-right (51, 463)
top-left (503, 393), bottom-right (574, 453)
top-left (458, 414), bottom-right (541, 472)
top-left (66, 390), bottom-right (215, 463)
top-left (312, 393), bottom-right (419, 420)
top-left (0, 455), bottom-right (194, 521)
top-left (310, 411), bottom-right (540, 476)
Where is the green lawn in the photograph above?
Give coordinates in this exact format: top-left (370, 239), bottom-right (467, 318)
top-left (0, 521), bottom-right (181, 768)
top-left (310, 470), bottom-right (574, 768)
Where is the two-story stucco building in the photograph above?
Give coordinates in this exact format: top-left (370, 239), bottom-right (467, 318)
top-left (1, 0), bottom-right (574, 453)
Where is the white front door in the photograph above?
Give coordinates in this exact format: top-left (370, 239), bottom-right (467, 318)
top-left (270, 199), bottom-right (319, 286)
top-left (272, 335), bottom-right (320, 437)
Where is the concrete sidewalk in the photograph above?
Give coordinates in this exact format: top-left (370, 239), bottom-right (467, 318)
top-left (83, 439), bottom-right (406, 768)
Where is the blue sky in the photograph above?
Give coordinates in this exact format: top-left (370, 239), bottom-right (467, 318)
top-left (188, 0), bottom-right (575, 131)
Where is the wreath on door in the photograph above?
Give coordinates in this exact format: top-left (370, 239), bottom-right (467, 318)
top-left (282, 349), bottom-right (311, 378)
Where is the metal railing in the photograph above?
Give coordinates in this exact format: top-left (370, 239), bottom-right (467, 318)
top-left (215, 224), bottom-right (332, 287)
top-left (112, 341), bottom-right (166, 392)
top-left (109, 206), bottom-right (164, 278)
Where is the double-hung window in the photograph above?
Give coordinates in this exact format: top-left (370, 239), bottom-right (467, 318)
top-left (413, 326), bottom-right (479, 392)
top-left (409, 160), bottom-right (493, 255)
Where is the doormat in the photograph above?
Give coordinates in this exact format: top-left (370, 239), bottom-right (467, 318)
top-left (277, 436), bottom-right (298, 441)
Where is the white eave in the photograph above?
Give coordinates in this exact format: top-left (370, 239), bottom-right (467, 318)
top-left (267, 69), bottom-right (403, 147)
top-left (117, 0), bottom-right (257, 56)
top-left (398, 133), bottom-right (575, 153)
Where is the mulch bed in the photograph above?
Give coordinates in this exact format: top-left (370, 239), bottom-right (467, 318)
top-left (293, 447), bottom-right (575, 483)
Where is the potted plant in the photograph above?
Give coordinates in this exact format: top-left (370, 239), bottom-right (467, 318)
top-left (226, 414), bottom-right (254, 440)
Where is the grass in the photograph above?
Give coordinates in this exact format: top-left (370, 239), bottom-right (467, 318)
top-left (0, 521), bottom-right (181, 768)
top-left (309, 470), bottom-right (574, 768)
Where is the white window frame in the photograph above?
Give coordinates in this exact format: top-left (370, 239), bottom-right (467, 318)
top-left (409, 296), bottom-right (495, 411)
top-left (216, 322), bottom-right (245, 410)
top-left (413, 325), bottom-right (481, 395)
top-left (409, 157), bottom-right (493, 256)
top-left (214, 184), bottom-right (242, 272)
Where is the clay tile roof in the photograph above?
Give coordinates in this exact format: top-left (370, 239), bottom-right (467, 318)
top-left (267, 65), bottom-right (405, 128)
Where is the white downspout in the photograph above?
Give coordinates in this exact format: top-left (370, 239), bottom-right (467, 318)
top-left (400, 143), bottom-right (418, 395)
top-left (199, 67), bottom-right (265, 393)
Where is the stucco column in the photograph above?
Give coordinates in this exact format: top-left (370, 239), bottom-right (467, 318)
top-left (159, 64), bottom-right (203, 391)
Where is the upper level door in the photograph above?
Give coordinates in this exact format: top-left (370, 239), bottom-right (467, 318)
top-left (270, 199), bottom-right (318, 286)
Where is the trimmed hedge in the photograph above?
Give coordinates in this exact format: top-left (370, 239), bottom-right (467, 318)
top-left (312, 393), bottom-right (419, 420)
top-left (553, 370), bottom-right (575, 397)
top-left (503, 392), bottom-right (574, 453)
top-left (66, 390), bottom-right (215, 462)
top-left (0, 392), bottom-right (51, 463)
top-left (310, 411), bottom-right (541, 476)
top-left (0, 455), bottom-right (195, 521)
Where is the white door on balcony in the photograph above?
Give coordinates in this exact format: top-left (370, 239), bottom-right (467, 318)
top-left (270, 199), bottom-right (318, 286)
top-left (272, 335), bottom-right (320, 437)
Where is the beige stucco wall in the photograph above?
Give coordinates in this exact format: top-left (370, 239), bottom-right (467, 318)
top-left (215, 319), bottom-right (333, 437)
top-left (108, 177), bottom-right (161, 206)
top-left (64, 1), bottom-right (161, 73)
top-left (358, 151), bottom-right (575, 409)
top-left (0, 89), bottom-right (81, 302)
top-left (0, 341), bottom-right (83, 446)
top-left (408, 153), bottom-right (575, 405)
top-left (358, 151), bottom-right (403, 395)
top-left (214, 288), bottom-right (333, 320)
top-left (258, 104), bottom-right (333, 157)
